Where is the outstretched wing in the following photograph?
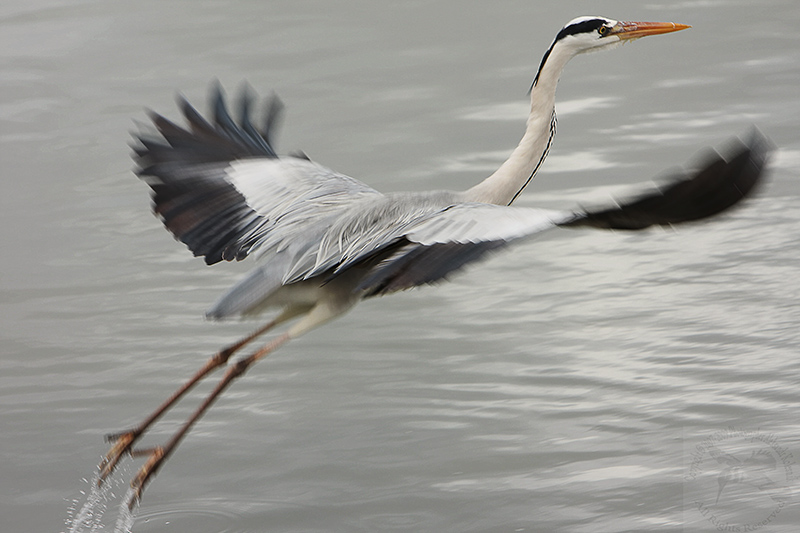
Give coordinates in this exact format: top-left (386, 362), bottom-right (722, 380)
top-left (207, 192), bottom-right (577, 317)
top-left (133, 82), bottom-right (382, 266)
top-left (210, 128), bottom-right (770, 316)
top-left (357, 130), bottom-right (772, 297)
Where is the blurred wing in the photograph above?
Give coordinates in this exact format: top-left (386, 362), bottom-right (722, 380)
top-left (563, 130), bottom-right (771, 230)
top-left (358, 130), bottom-right (773, 297)
top-left (133, 82), bottom-right (382, 266)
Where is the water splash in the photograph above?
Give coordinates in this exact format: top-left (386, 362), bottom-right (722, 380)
top-left (113, 488), bottom-right (139, 533)
top-left (65, 475), bottom-right (110, 533)
top-left (65, 460), bottom-right (140, 533)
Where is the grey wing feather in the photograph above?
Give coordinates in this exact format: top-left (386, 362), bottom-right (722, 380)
top-left (282, 192), bottom-right (572, 283)
top-left (352, 202), bottom-right (575, 296)
top-left (404, 203), bottom-right (575, 244)
top-left (211, 195), bottom-right (574, 316)
top-left (206, 253), bottom-right (295, 319)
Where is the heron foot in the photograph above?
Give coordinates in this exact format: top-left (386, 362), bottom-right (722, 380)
top-left (98, 431), bottom-right (137, 484)
top-left (129, 446), bottom-right (165, 509)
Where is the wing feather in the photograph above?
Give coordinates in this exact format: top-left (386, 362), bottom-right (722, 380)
top-left (133, 83), bottom-right (382, 266)
top-left (563, 129), bottom-right (771, 230)
top-left (350, 203), bottom-right (574, 296)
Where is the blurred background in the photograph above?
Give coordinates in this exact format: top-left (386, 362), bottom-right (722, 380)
top-left (2, 1), bottom-right (799, 531)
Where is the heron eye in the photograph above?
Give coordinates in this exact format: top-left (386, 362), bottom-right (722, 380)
top-left (598, 26), bottom-right (608, 36)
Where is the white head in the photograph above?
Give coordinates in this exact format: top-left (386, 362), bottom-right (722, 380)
top-left (532, 16), bottom-right (690, 88)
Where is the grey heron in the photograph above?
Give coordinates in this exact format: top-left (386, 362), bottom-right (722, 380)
top-left (99, 16), bottom-right (769, 508)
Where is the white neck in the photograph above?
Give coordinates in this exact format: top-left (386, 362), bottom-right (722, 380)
top-left (464, 43), bottom-right (576, 205)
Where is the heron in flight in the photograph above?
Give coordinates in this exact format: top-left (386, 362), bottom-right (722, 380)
top-left (100, 16), bottom-right (769, 508)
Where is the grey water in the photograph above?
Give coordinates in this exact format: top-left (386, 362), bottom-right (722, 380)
top-left (2, 1), bottom-right (800, 532)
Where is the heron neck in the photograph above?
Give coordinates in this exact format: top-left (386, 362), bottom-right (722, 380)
top-left (464, 46), bottom-right (572, 206)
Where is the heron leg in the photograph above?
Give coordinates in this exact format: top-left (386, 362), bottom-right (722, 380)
top-left (125, 300), bottom-right (346, 509)
top-left (99, 311), bottom-right (298, 484)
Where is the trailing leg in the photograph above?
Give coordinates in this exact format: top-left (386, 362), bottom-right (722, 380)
top-left (125, 299), bottom-right (350, 508)
top-left (99, 315), bottom-right (288, 483)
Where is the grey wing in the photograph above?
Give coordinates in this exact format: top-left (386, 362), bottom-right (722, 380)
top-left (352, 131), bottom-right (772, 297)
top-left (210, 129), bottom-right (770, 315)
top-left (210, 194), bottom-right (576, 317)
top-left (133, 82), bottom-right (383, 267)
top-left (294, 198), bottom-right (573, 297)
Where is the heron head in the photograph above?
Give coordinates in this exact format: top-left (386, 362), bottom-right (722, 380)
top-left (556, 16), bottom-right (691, 55)
top-left (531, 16), bottom-right (690, 89)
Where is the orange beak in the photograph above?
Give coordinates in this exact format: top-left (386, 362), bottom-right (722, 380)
top-left (611, 21), bottom-right (691, 41)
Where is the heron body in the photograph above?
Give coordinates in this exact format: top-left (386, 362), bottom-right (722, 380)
top-left (143, 17), bottom-right (694, 329)
top-left (101, 16), bottom-right (770, 508)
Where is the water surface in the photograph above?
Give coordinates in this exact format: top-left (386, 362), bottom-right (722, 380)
top-left (2, 1), bottom-right (799, 532)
